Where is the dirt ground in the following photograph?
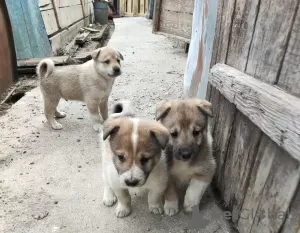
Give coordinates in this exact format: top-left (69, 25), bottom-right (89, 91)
top-left (0, 18), bottom-right (232, 233)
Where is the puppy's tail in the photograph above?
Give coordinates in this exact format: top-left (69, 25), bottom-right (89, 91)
top-left (36, 59), bottom-right (55, 79)
top-left (110, 100), bottom-right (135, 118)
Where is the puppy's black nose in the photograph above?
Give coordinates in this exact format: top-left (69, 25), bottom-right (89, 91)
top-left (113, 67), bottom-right (120, 73)
top-left (125, 179), bottom-right (139, 187)
top-left (179, 148), bottom-right (192, 160)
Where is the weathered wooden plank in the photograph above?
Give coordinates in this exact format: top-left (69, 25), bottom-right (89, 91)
top-left (281, 183), bottom-right (300, 233)
top-left (246, 0), bottom-right (299, 84)
top-left (222, 111), bottom-right (262, 223)
top-left (152, 0), bottom-right (162, 32)
top-left (248, 148), bottom-right (300, 233)
top-left (159, 10), bottom-right (193, 39)
top-left (75, 31), bottom-right (90, 45)
top-left (210, 88), bottom-right (237, 190)
top-left (215, 0), bottom-right (236, 64)
top-left (132, 0), bottom-right (138, 16)
top-left (139, 0), bottom-right (145, 15)
top-left (209, 64), bottom-right (300, 162)
top-left (237, 135), bottom-right (300, 233)
top-left (277, 6), bottom-right (300, 98)
top-left (51, 0), bottom-right (61, 29)
top-left (39, 0), bottom-right (53, 11)
top-left (58, 0), bottom-right (81, 7)
top-left (119, 0), bottom-right (125, 16)
top-left (127, 0), bottom-right (132, 13)
top-left (226, 0), bottom-right (259, 71)
top-left (210, 0), bottom-right (223, 67)
top-left (144, 0), bottom-right (149, 14)
top-left (161, 0), bottom-right (194, 14)
top-left (41, 9), bottom-right (59, 35)
top-left (58, 4), bottom-right (84, 28)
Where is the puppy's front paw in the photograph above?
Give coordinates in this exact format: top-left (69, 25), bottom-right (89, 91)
top-left (103, 194), bottom-right (117, 207)
top-left (149, 205), bottom-right (164, 215)
top-left (183, 199), bottom-right (198, 214)
top-left (93, 123), bottom-right (102, 132)
top-left (116, 204), bottom-right (131, 218)
top-left (164, 201), bottom-right (179, 216)
top-left (51, 122), bottom-right (63, 130)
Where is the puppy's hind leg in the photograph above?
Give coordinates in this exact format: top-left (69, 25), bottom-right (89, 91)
top-left (87, 99), bottom-right (102, 132)
top-left (55, 108), bottom-right (66, 118)
top-left (44, 97), bottom-right (63, 130)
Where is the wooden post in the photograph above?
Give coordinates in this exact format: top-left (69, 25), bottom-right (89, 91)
top-left (183, 0), bottom-right (219, 98)
top-left (133, 0), bottom-right (139, 16)
top-left (119, 0), bottom-right (125, 16)
top-left (80, 0), bottom-right (87, 18)
top-left (152, 0), bottom-right (162, 32)
top-left (51, 0), bottom-right (61, 29)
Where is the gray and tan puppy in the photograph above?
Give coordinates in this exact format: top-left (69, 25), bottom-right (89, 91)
top-left (100, 100), bottom-right (170, 218)
top-left (155, 99), bottom-right (216, 216)
top-left (36, 46), bottom-right (123, 132)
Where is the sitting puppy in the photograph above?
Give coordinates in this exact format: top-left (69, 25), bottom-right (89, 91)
top-left (155, 99), bottom-right (216, 216)
top-left (36, 46), bottom-right (123, 132)
top-left (100, 101), bottom-right (170, 218)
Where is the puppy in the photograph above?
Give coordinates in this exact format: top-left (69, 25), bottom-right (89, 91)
top-left (36, 46), bottom-right (123, 132)
top-left (155, 99), bottom-right (216, 216)
top-left (100, 101), bottom-right (170, 218)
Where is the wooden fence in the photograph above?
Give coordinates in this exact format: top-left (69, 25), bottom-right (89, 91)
top-left (206, 0), bottom-right (300, 232)
top-left (119, 0), bottom-right (149, 17)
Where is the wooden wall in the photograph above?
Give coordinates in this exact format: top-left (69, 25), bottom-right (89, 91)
top-left (0, 1), bottom-right (17, 95)
top-left (39, 0), bottom-right (94, 54)
top-left (206, 0), bottom-right (300, 232)
top-left (153, 0), bottom-right (194, 41)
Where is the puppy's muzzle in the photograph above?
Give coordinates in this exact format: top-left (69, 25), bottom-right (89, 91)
top-left (125, 179), bottom-right (139, 187)
top-left (113, 66), bottom-right (121, 75)
top-left (178, 147), bottom-right (193, 161)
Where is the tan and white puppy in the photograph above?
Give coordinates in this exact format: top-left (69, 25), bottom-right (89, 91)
top-left (36, 46), bottom-right (123, 132)
top-left (100, 101), bottom-right (170, 218)
top-left (155, 99), bottom-right (216, 216)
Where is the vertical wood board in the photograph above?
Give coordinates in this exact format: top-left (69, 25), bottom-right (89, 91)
top-left (183, 0), bottom-right (218, 98)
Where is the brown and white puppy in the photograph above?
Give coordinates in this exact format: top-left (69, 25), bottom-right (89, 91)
top-left (100, 103), bottom-right (170, 218)
top-left (155, 99), bottom-right (216, 216)
top-left (36, 46), bottom-right (123, 132)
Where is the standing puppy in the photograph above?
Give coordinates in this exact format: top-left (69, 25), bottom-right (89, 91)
top-left (155, 99), bottom-right (216, 216)
top-left (100, 103), bottom-right (170, 218)
top-left (36, 46), bottom-right (123, 131)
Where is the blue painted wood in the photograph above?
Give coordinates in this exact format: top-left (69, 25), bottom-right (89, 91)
top-left (21, 0), bottom-right (52, 58)
top-left (5, 0), bottom-right (52, 59)
top-left (5, 0), bottom-right (33, 59)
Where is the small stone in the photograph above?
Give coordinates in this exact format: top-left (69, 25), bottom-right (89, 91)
top-left (77, 117), bottom-right (84, 120)
top-left (29, 162), bottom-right (34, 165)
top-left (77, 139), bottom-right (81, 142)
top-left (46, 182), bottom-right (50, 185)
top-left (54, 201), bottom-right (58, 204)
top-left (23, 151), bottom-right (27, 154)
top-left (78, 165), bottom-right (82, 168)
top-left (147, 228), bottom-right (151, 231)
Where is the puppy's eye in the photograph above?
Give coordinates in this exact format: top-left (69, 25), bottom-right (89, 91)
top-left (193, 129), bottom-right (201, 137)
top-left (170, 131), bottom-right (178, 138)
top-left (118, 155), bottom-right (125, 162)
top-left (104, 60), bottom-right (110, 64)
top-left (117, 59), bottom-right (120, 63)
top-left (140, 157), bottom-right (149, 165)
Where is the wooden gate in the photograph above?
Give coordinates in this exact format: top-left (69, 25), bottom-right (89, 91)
top-left (0, 1), bottom-right (17, 95)
top-left (5, 0), bottom-right (52, 59)
top-left (120, 0), bottom-right (148, 17)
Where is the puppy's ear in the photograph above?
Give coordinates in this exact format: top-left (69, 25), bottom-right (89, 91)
top-left (91, 48), bottom-right (101, 60)
top-left (150, 124), bottom-right (169, 149)
top-left (195, 99), bottom-right (213, 118)
top-left (118, 52), bottom-right (124, 61)
top-left (155, 100), bottom-right (171, 121)
top-left (103, 119), bottom-right (120, 140)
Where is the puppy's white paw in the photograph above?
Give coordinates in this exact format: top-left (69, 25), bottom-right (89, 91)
top-left (103, 194), bottom-right (117, 207)
top-left (184, 205), bottom-right (194, 214)
top-left (51, 122), bottom-right (63, 130)
top-left (93, 123), bottom-right (102, 132)
top-left (183, 199), bottom-right (197, 214)
top-left (55, 111), bottom-right (66, 118)
top-left (164, 201), bottom-right (179, 216)
top-left (149, 205), bottom-right (164, 215)
top-left (116, 204), bottom-right (131, 218)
